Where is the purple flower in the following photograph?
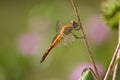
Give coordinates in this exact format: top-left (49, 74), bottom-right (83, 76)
top-left (16, 33), bottom-right (41, 56)
top-left (70, 63), bottom-right (104, 80)
top-left (86, 16), bottom-right (111, 45)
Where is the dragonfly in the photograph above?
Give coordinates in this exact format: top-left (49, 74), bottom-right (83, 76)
top-left (40, 20), bottom-right (84, 63)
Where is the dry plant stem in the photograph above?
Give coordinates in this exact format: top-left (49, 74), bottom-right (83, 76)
top-left (104, 43), bottom-right (120, 80)
top-left (104, 20), bottom-right (120, 80)
top-left (112, 41), bottom-right (119, 80)
top-left (112, 62), bottom-right (118, 80)
top-left (80, 29), bottom-right (101, 80)
top-left (71, 0), bottom-right (100, 79)
top-left (112, 20), bottom-right (120, 80)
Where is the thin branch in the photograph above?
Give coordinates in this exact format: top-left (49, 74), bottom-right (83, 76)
top-left (70, 0), bottom-right (100, 79)
top-left (112, 19), bottom-right (120, 80)
top-left (70, 0), bottom-right (80, 23)
top-left (112, 61), bottom-right (119, 80)
top-left (103, 42), bottom-right (120, 80)
top-left (104, 19), bottom-right (120, 80)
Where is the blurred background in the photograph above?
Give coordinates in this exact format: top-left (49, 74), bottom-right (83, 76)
top-left (0, 0), bottom-right (119, 80)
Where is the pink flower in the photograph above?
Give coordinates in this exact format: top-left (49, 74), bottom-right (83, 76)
top-left (16, 33), bottom-right (41, 56)
top-left (70, 63), bottom-right (104, 80)
top-left (86, 16), bottom-right (111, 45)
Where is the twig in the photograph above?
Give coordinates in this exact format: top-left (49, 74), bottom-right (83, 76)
top-left (70, 0), bottom-right (100, 79)
top-left (112, 19), bottom-right (120, 80)
top-left (112, 61), bottom-right (119, 80)
top-left (104, 20), bottom-right (120, 80)
top-left (104, 43), bottom-right (120, 80)
top-left (104, 19), bottom-right (120, 80)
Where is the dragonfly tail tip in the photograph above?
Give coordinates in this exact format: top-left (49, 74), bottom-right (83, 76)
top-left (40, 60), bottom-right (43, 63)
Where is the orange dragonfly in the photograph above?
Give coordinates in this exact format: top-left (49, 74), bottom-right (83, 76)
top-left (40, 20), bottom-right (83, 63)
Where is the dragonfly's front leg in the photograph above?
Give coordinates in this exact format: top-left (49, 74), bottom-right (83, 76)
top-left (71, 32), bottom-right (86, 39)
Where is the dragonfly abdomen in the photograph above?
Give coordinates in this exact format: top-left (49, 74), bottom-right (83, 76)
top-left (40, 34), bottom-right (63, 63)
top-left (40, 44), bottom-right (55, 63)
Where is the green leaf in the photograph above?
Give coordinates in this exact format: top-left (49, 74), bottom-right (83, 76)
top-left (79, 68), bottom-right (94, 80)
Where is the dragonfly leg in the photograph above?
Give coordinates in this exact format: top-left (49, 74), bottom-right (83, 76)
top-left (71, 32), bottom-right (86, 39)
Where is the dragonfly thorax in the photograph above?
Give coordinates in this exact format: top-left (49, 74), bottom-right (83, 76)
top-left (63, 26), bottom-right (73, 35)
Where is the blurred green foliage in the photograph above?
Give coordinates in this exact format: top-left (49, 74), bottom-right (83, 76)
top-left (101, 0), bottom-right (120, 28)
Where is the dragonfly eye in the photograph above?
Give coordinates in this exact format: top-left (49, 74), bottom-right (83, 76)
top-left (71, 20), bottom-right (80, 30)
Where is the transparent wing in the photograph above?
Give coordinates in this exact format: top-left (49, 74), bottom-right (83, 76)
top-left (56, 20), bottom-right (63, 33)
top-left (55, 34), bottom-right (76, 47)
top-left (63, 34), bottom-right (76, 45)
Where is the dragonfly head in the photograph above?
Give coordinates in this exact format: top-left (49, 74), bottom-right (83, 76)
top-left (71, 20), bottom-right (80, 30)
